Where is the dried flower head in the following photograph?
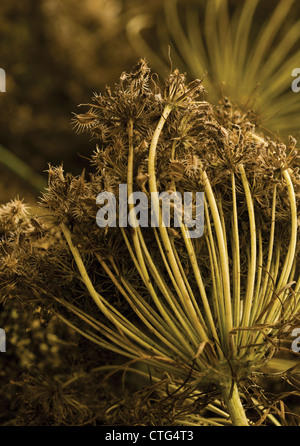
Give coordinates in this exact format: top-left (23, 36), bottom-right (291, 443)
top-left (1, 60), bottom-right (299, 426)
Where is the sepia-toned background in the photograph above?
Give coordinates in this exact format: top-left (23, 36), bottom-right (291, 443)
top-left (0, 0), bottom-right (299, 426)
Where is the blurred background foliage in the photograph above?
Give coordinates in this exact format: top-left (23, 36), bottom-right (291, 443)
top-left (0, 0), bottom-right (299, 425)
top-left (0, 0), bottom-right (161, 203)
top-left (127, 0), bottom-right (300, 139)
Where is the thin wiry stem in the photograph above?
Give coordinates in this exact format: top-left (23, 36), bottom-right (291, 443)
top-left (253, 185), bottom-right (277, 322)
top-left (98, 256), bottom-right (191, 361)
top-left (180, 224), bottom-right (222, 352)
top-left (231, 172), bottom-right (241, 328)
top-left (125, 119), bottom-right (206, 365)
top-left (238, 164), bottom-right (257, 350)
top-left (61, 223), bottom-right (174, 359)
top-left (148, 104), bottom-right (210, 342)
top-left (274, 169), bottom-right (298, 297)
top-left (202, 170), bottom-right (233, 348)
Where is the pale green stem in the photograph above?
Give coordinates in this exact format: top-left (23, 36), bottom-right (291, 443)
top-left (181, 224), bottom-right (222, 351)
top-left (125, 120), bottom-right (204, 363)
top-left (139, 227), bottom-right (203, 342)
top-left (61, 223), bottom-right (174, 359)
top-left (126, 120), bottom-right (193, 347)
top-left (202, 170), bottom-right (233, 344)
top-left (121, 226), bottom-right (205, 365)
top-left (170, 236), bottom-right (207, 325)
top-left (250, 228), bottom-right (263, 325)
top-left (219, 380), bottom-right (249, 426)
top-left (274, 169), bottom-right (298, 296)
top-left (231, 172), bottom-right (241, 328)
top-left (205, 233), bottom-right (222, 337)
top-left (54, 311), bottom-right (137, 359)
top-left (52, 294), bottom-right (143, 353)
top-left (148, 104), bottom-right (209, 342)
top-left (204, 198), bottom-right (224, 334)
top-left (260, 169), bottom-right (297, 326)
top-left (238, 165), bottom-right (256, 348)
top-left (254, 185), bottom-right (277, 321)
top-left (99, 257), bottom-right (191, 361)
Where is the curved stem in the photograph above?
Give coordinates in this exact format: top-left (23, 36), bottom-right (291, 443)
top-left (238, 165), bottom-right (256, 350)
top-left (202, 170), bottom-right (233, 344)
top-left (231, 172), bottom-right (241, 328)
top-left (125, 119), bottom-right (203, 362)
top-left (274, 169), bottom-right (297, 295)
top-left (148, 104), bottom-right (209, 342)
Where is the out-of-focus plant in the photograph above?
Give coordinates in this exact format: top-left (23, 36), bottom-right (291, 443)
top-left (0, 0), bottom-right (161, 179)
top-left (127, 0), bottom-right (300, 138)
top-left (0, 60), bottom-right (299, 425)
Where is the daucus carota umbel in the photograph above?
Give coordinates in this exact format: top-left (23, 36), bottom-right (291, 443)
top-left (1, 60), bottom-right (299, 425)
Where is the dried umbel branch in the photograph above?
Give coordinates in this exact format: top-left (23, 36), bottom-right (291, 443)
top-left (1, 60), bottom-right (299, 425)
